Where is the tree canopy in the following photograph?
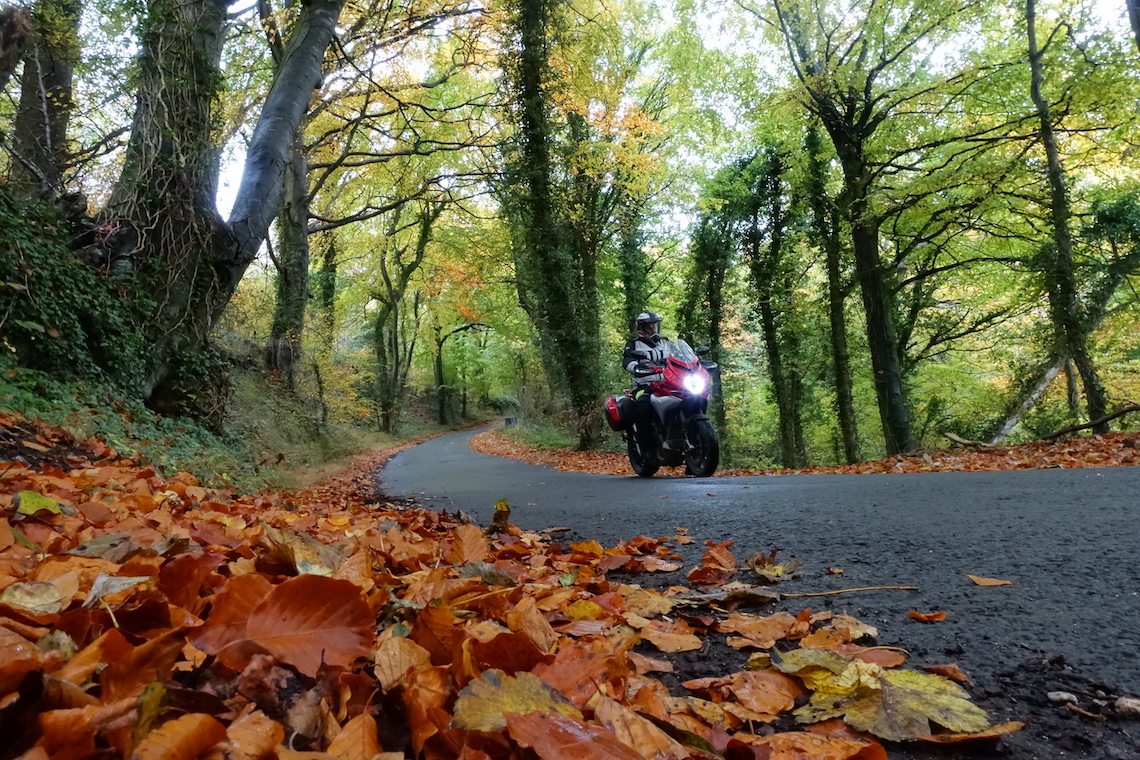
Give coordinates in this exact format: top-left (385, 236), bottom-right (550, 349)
top-left (1, 0), bottom-right (1138, 463)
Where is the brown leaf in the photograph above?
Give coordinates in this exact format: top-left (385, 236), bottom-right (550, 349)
top-left (505, 710), bottom-right (645, 760)
top-left (101, 628), bottom-right (186, 703)
top-left (373, 633), bottom-right (432, 691)
top-left (190, 573), bottom-right (274, 671)
top-left (729, 670), bottom-right (804, 716)
top-left (505, 596), bottom-right (558, 653)
top-left (918, 721), bottom-right (1024, 743)
top-left (593, 695), bottom-right (688, 759)
top-left (243, 575), bottom-right (374, 677)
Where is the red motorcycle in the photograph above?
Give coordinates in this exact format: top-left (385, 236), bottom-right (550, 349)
top-left (604, 339), bottom-right (720, 477)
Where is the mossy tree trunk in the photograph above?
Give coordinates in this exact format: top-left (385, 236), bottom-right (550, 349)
top-left (99, 0), bottom-right (345, 409)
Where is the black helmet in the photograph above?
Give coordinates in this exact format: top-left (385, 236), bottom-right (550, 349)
top-left (635, 311), bottom-right (662, 339)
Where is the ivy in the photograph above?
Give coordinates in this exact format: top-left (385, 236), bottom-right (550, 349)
top-left (0, 187), bottom-right (148, 389)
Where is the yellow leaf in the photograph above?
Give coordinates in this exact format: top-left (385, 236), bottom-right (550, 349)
top-left (451, 669), bottom-right (581, 732)
top-left (794, 666), bottom-right (991, 742)
top-left (566, 600), bottom-right (604, 620)
top-left (15, 490), bottom-right (61, 516)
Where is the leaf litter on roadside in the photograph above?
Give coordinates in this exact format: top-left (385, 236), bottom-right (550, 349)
top-left (0, 414), bottom-right (1025, 760)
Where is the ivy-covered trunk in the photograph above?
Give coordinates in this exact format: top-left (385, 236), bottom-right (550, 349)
top-left (806, 124), bottom-right (861, 463)
top-left (504, 0), bottom-right (602, 450)
top-left (1026, 0), bottom-right (1108, 432)
top-left (99, 0), bottom-right (344, 410)
top-left (11, 0), bottom-right (79, 197)
top-left (747, 152), bottom-right (807, 469)
top-left (265, 132), bottom-right (311, 387)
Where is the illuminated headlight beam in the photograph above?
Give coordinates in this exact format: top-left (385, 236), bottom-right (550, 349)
top-left (683, 374), bottom-right (707, 395)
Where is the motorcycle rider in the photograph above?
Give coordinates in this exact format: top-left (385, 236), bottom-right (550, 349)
top-left (622, 311), bottom-right (667, 435)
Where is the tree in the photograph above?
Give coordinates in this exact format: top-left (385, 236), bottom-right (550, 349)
top-left (499, 0), bottom-right (634, 448)
top-left (805, 122), bottom-right (861, 463)
top-left (1026, 0), bottom-right (1109, 431)
top-left (93, 0), bottom-right (347, 409)
top-left (9, 0), bottom-right (77, 197)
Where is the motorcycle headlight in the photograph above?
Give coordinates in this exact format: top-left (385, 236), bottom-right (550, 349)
top-left (683, 373), bottom-right (707, 395)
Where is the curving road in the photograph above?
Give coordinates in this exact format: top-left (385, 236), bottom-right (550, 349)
top-left (379, 426), bottom-right (1140, 696)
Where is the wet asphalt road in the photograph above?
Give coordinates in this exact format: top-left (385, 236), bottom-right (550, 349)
top-left (378, 426), bottom-right (1140, 696)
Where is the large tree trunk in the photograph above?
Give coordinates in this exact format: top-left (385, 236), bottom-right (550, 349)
top-left (506, 0), bottom-right (602, 450)
top-left (100, 0), bottom-right (344, 405)
top-left (0, 6), bottom-right (32, 94)
top-left (806, 124), bottom-right (862, 463)
top-left (828, 136), bottom-right (914, 455)
top-left (265, 130), bottom-right (311, 387)
top-left (10, 0), bottom-right (76, 197)
top-left (749, 153), bottom-right (807, 468)
top-left (1026, 0), bottom-right (1109, 432)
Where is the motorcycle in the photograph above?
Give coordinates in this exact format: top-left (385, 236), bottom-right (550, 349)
top-left (603, 338), bottom-right (720, 478)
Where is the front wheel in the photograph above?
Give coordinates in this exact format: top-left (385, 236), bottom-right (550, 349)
top-left (684, 419), bottom-right (719, 477)
top-left (626, 426), bottom-right (659, 478)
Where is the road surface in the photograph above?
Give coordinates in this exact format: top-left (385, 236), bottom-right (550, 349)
top-left (378, 426), bottom-right (1140, 697)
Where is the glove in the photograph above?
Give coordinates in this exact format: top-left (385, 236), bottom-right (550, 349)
top-left (633, 360), bottom-right (657, 377)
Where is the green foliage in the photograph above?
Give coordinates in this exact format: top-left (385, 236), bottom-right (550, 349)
top-left (0, 189), bottom-right (148, 389)
top-left (501, 420), bottom-right (577, 451)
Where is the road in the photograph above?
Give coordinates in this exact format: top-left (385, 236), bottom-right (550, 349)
top-left (378, 426), bottom-right (1140, 696)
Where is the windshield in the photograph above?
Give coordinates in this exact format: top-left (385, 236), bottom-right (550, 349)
top-left (661, 339), bottom-right (697, 364)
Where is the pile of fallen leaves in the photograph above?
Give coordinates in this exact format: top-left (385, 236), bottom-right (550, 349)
top-left (1, 414), bottom-right (1023, 760)
top-left (471, 428), bottom-right (1140, 476)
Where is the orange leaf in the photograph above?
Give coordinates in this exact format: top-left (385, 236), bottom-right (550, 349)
top-left (132, 713), bottom-right (227, 760)
top-left (446, 523), bottom-right (489, 565)
top-left (506, 710), bottom-right (644, 760)
top-left (918, 721), bottom-right (1024, 743)
top-left (924, 663), bottom-right (973, 684)
top-left (201, 709), bottom-right (283, 760)
top-left (100, 628), bottom-right (186, 703)
top-left (749, 731), bottom-right (879, 760)
top-left (729, 671), bottom-right (804, 716)
top-left (326, 713), bottom-right (382, 760)
top-left (243, 575), bottom-right (374, 677)
top-left (804, 719), bottom-right (889, 760)
top-left (189, 573), bottom-right (273, 671)
top-left (967, 574), bottom-right (1014, 587)
top-left (906, 611), bottom-right (947, 623)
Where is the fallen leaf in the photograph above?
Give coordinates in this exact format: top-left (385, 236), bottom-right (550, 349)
top-left (242, 575), bottom-right (374, 677)
top-left (793, 663), bottom-right (991, 742)
top-left (924, 663), bottom-right (972, 684)
top-left (967, 575), bottom-right (1014, 587)
top-left (505, 710), bottom-right (645, 760)
top-left (906, 611), bottom-right (947, 623)
top-left (131, 713), bottom-right (227, 760)
top-left (918, 720), bottom-right (1024, 743)
top-left (451, 669), bottom-right (581, 731)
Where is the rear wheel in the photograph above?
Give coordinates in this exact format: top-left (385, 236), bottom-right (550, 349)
top-left (626, 425), bottom-right (659, 478)
top-left (684, 419), bottom-right (719, 477)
